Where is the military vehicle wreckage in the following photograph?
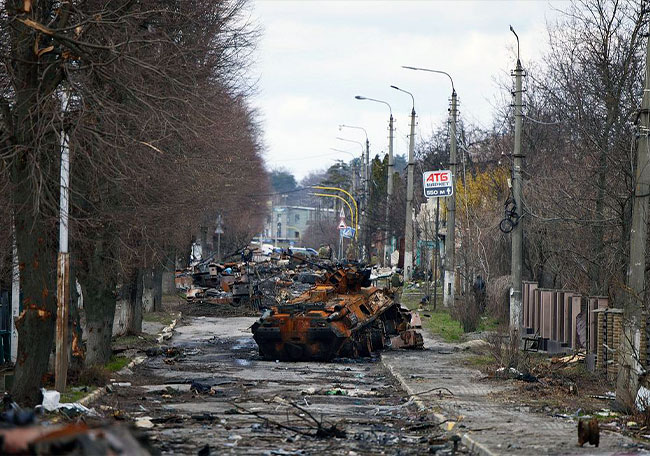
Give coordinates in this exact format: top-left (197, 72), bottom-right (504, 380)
top-left (252, 266), bottom-right (423, 361)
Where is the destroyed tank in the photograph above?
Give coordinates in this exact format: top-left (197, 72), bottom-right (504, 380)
top-left (252, 266), bottom-right (423, 361)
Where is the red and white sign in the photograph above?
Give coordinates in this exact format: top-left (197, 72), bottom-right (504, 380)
top-left (338, 220), bottom-right (347, 230)
top-left (423, 170), bottom-right (453, 198)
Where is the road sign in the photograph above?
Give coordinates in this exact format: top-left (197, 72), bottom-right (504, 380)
top-left (340, 226), bottom-right (355, 239)
top-left (338, 220), bottom-right (347, 230)
top-left (423, 170), bottom-right (453, 198)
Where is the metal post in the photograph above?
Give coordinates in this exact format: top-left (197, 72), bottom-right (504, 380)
top-left (433, 197), bottom-right (440, 310)
top-left (443, 92), bottom-right (457, 307)
top-left (510, 47), bottom-right (524, 331)
top-left (404, 106), bottom-right (416, 282)
top-left (55, 92), bottom-right (71, 393)
top-left (616, 32), bottom-right (650, 408)
top-left (384, 114), bottom-right (394, 266)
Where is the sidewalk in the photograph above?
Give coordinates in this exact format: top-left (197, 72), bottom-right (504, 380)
top-left (382, 328), bottom-right (647, 455)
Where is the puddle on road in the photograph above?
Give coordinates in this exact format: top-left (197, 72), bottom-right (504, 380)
top-left (234, 359), bottom-right (251, 367)
top-left (232, 337), bottom-right (256, 350)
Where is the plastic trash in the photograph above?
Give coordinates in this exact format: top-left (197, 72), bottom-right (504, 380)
top-left (636, 386), bottom-right (650, 410)
top-left (41, 389), bottom-right (61, 412)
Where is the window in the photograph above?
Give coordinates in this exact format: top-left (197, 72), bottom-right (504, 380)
top-left (294, 231), bottom-right (300, 239)
top-left (295, 214), bottom-right (300, 222)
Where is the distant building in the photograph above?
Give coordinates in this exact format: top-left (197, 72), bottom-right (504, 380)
top-left (261, 205), bottom-right (335, 247)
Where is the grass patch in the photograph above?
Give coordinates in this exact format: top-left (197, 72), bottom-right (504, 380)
top-left (113, 332), bottom-right (157, 348)
top-left (105, 355), bottom-right (130, 372)
top-left (60, 387), bottom-right (97, 403)
top-left (464, 354), bottom-right (494, 368)
top-left (425, 309), bottom-right (465, 342)
top-left (478, 316), bottom-right (501, 332)
top-left (143, 312), bottom-right (174, 326)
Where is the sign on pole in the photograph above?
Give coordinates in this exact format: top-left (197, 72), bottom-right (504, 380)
top-left (340, 226), bottom-right (355, 239)
top-left (423, 170), bottom-right (453, 198)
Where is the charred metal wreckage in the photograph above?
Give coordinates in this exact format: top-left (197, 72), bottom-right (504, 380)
top-left (252, 266), bottom-right (423, 361)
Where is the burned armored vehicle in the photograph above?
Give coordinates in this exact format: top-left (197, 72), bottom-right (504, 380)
top-left (252, 266), bottom-right (423, 361)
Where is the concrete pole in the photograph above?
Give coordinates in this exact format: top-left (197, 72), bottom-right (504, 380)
top-left (443, 92), bottom-right (457, 307)
top-left (616, 32), bottom-right (650, 409)
top-left (364, 138), bottom-right (370, 262)
top-left (404, 107), bottom-right (416, 282)
top-left (55, 91), bottom-right (71, 393)
top-left (384, 114), bottom-right (395, 266)
top-left (509, 57), bottom-right (524, 331)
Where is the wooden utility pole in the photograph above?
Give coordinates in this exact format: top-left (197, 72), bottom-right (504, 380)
top-left (55, 92), bottom-right (71, 392)
top-left (617, 32), bottom-right (650, 409)
top-left (510, 26), bottom-right (524, 332)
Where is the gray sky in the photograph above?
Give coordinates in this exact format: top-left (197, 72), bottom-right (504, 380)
top-left (250, 1), bottom-right (560, 180)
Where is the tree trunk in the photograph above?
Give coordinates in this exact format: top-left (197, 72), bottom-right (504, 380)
top-left (142, 268), bottom-right (154, 313)
top-left (11, 209), bottom-right (57, 406)
top-left (78, 237), bottom-right (117, 366)
top-left (125, 269), bottom-right (143, 335)
top-left (153, 266), bottom-right (163, 312)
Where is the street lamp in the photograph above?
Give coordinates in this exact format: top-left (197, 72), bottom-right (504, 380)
top-left (330, 147), bottom-right (359, 193)
top-left (402, 66), bottom-right (457, 307)
top-left (339, 124), bottom-right (370, 200)
top-left (337, 134), bottom-right (368, 261)
top-left (355, 95), bottom-right (395, 267)
top-left (390, 84), bottom-right (416, 282)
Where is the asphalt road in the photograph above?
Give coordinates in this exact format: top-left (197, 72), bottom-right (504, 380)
top-left (93, 316), bottom-right (459, 455)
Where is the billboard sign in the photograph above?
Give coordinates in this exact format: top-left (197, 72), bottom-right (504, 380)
top-left (423, 170), bottom-right (453, 198)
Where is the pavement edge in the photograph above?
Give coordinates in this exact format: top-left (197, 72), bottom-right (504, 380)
top-left (381, 354), bottom-right (497, 456)
top-left (78, 314), bottom-right (180, 407)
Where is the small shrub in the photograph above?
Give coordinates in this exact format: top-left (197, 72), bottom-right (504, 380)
top-left (486, 275), bottom-right (511, 325)
top-left (451, 294), bottom-right (481, 333)
top-left (486, 328), bottom-right (531, 374)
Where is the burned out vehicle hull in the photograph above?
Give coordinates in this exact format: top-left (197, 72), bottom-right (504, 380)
top-left (252, 267), bottom-right (423, 361)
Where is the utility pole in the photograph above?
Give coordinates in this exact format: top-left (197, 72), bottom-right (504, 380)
top-left (405, 106), bottom-right (416, 281)
top-left (401, 66), bottom-right (457, 306)
top-left (617, 31), bottom-right (650, 409)
top-left (510, 26), bottom-right (524, 332)
top-left (353, 96), bottom-right (394, 266)
top-left (385, 114), bottom-right (394, 266)
top-left (364, 137), bottom-right (370, 262)
top-left (55, 91), bottom-right (71, 393)
top-left (443, 90), bottom-right (458, 307)
top-left (391, 85), bottom-right (416, 282)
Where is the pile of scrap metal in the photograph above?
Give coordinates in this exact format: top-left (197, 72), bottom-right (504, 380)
top-left (179, 261), bottom-right (264, 309)
top-left (252, 266), bottom-right (424, 361)
top-left (0, 397), bottom-right (149, 455)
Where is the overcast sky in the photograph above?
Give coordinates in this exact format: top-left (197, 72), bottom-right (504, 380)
top-left (249, 1), bottom-right (560, 180)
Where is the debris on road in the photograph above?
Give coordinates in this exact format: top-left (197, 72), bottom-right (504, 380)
top-left (252, 266), bottom-right (423, 361)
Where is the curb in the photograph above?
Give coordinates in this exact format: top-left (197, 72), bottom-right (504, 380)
top-left (381, 355), bottom-right (497, 456)
top-left (78, 314), bottom-right (180, 407)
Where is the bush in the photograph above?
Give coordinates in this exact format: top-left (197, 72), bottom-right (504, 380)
top-left (451, 294), bottom-right (481, 333)
top-left (487, 275), bottom-right (511, 325)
